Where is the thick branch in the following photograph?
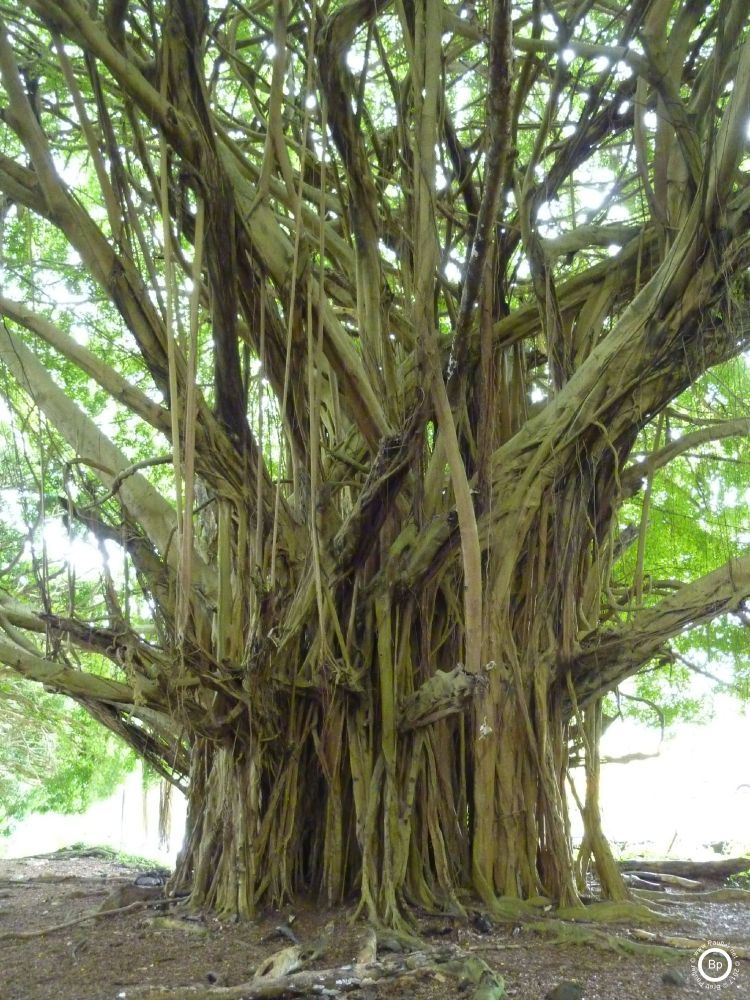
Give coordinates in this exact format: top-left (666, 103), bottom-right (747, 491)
top-left (452, 0), bottom-right (512, 351)
top-left (0, 322), bottom-right (191, 579)
top-left (0, 296), bottom-right (171, 435)
top-left (332, 410), bottom-right (423, 571)
top-left (541, 224), bottom-right (641, 261)
top-left (568, 551), bottom-right (750, 706)
top-left (0, 634), bottom-right (157, 707)
top-left (78, 697), bottom-right (189, 786)
top-left (621, 417), bottom-right (750, 499)
top-left (28, 0), bottom-right (195, 151)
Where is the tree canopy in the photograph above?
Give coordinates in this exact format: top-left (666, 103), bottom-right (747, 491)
top-left (1, 0), bottom-right (750, 920)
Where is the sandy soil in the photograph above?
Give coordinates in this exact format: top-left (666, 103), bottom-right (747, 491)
top-left (0, 850), bottom-right (747, 999)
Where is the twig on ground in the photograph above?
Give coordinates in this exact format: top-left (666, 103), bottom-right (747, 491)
top-left (0, 897), bottom-right (173, 941)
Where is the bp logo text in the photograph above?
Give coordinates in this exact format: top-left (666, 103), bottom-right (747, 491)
top-left (691, 941), bottom-right (739, 991)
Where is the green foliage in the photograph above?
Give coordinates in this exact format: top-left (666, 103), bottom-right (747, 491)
top-left (606, 353), bottom-right (750, 726)
top-left (50, 842), bottom-right (170, 870)
top-left (728, 868), bottom-right (750, 890)
top-left (606, 668), bottom-right (705, 730)
top-left (0, 681), bottom-right (136, 836)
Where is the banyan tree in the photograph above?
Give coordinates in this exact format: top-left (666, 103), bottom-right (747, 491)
top-left (1, 0), bottom-right (750, 922)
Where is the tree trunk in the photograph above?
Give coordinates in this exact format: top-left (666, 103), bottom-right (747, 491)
top-left (168, 548), bottom-right (610, 921)
top-left (3, 0), bottom-right (750, 933)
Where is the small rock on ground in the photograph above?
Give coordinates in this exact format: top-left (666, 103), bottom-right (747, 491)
top-left (546, 983), bottom-right (585, 1000)
top-left (662, 968), bottom-right (687, 987)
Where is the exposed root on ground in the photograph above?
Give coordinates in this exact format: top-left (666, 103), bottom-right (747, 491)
top-left (554, 900), bottom-right (673, 923)
top-left (485, 895), bottom-right (554, 921)
top-left (528, 919), bottom-right (685, 961)
top-left (123, 941), bottom-right (505, 999)
top-left (632, 886), bottom-right (750, 904)
top-left (631, 929), bottom-right (750, 959)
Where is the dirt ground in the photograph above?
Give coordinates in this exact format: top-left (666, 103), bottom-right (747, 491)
top-left (0, 849), bottom-right (748, 999)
